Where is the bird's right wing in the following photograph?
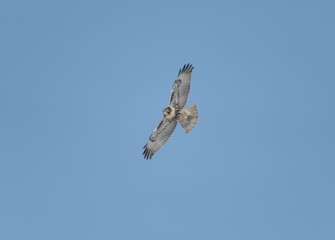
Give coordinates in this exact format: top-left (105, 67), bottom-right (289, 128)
top-left (143, 118), bottom-right (177, 159)
top-left (169, 63), bottom-right (194, 109)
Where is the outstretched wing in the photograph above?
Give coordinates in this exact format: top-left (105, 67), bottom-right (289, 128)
top-left (169, 63), bottom-right (194, 109)
top-left (143, 118), bottom-right (177, 159)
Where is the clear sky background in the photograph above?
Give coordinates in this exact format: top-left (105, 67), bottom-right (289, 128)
top-left (1, 0), bottom-right (334, 239)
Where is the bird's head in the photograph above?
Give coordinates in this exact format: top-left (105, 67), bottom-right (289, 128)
top-left (163, 107), bottom-right (172, 116)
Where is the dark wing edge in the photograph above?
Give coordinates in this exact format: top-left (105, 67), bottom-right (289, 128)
top-left (142, 143), bottom-right (152, 159)
top-left (143, 119), bottom-right (177, 159)
top-left (178, 63), bottom-right (194, 76)
top-left (169, 79), bottom-right (182, 107)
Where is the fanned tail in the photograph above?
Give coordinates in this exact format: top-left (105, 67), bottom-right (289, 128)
top-left (178, 105), bottom-right (198, 133)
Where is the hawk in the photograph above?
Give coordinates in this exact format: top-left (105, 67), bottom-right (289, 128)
top-left (143, 64), bottom-right (198, 159)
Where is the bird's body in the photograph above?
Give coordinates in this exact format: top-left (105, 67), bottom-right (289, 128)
top-left (143, 64), bottom-right (198, 159)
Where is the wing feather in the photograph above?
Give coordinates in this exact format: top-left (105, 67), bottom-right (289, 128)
top-left (169, 63), bottom-right (194, 109)
top-left (143, 118), bottom-right (177, 159)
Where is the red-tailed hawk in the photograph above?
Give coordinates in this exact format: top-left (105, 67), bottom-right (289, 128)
top-left (143, 64), bottom-right (198, 159)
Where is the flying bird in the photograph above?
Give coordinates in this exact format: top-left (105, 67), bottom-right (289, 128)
top-left (143, 64), bottom-right (198, 159)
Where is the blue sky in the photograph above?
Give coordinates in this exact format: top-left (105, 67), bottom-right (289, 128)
top-left (1, 0), bottom-right (334, 239)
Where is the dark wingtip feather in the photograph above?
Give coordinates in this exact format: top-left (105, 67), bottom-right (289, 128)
top-left (178, 63), bottom-right (194, 75)
top-left (143, 146), bottom-right (154, 160)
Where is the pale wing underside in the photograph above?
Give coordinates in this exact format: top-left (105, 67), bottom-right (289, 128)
top-left (169, 63), bottom-right (194, 109)
top-left (143, 118), bottom-right (177, 159)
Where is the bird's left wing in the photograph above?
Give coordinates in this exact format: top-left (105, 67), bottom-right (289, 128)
top-left (143, 118), bottom-right (177, 159)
